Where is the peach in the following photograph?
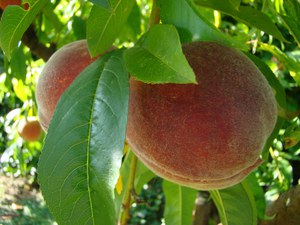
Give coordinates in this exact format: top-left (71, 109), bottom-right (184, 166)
top-left (18, 117), bottom-right (42, 142)
top-left (35, 40), bottom-right (97, 131)
top-left (126, 42), bottom-right (278, 190)
top-left (0, 0), bottom-right (21, 10)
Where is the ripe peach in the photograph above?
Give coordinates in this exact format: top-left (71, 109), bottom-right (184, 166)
top-left (126, 42), bottom-right (278, 190)
top-left (18, 117), bottom-right (42, 142)
top-left (0, 0), bottom-right (21, 10)
top-left (35, 40), bottom-right (97, 131)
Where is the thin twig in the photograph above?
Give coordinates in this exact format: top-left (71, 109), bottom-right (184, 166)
top-left (119, 153), bottom-right (138, 225)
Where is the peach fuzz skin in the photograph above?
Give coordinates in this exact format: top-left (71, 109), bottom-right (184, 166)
top-left (36, 40), bottom-right (97, 131)
top-left (126, 42), bottom-right (277, 190)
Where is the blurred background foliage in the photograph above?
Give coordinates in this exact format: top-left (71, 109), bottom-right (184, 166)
top-left (0, 0), bottom-right (299, 224)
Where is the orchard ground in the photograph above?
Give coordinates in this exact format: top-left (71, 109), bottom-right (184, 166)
top-left (0, 175), bottom-right (55, 224)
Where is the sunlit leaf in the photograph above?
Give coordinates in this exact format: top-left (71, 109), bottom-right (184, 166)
top-left (87, 0), bottom-right (135, 56)
top-left (190, 0), bottom-right (286, 42)
top-left (12, 78), bottom-right (30, 102)
top-left (259, 43), bottom-right (300, 86)
top-left (38, 50), bottom-right (129, 225)
top-left (115, 175), bottom-right (123, 195)
top-left (0, 0), bottom-right (47, 60)
top-left (124, 24), bottom-right (196, 84)
top-left (158, 0), bottom-right (247, 49)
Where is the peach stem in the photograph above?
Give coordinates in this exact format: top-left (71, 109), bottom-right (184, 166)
top-left (119, 151), bottom-right (138, 225)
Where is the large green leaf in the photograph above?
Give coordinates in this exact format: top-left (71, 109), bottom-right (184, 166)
top-left (281, 0), bottom-right (300, 46)
top-left (124, 24), bottom-right (196, 84)
top-left (87, 0), bottom-right (135, 57)
top-left (210, 181), bottom-right (257, 225)
top-left (158, 0), bottom-right (247, 50)
top-left (163, 181), bottom-right (197, 225)
top-left (38, 50), bottom-right (129, 225)
top-left (190, 0), bottom-right (286, 42)
top-left (0, 0), bottom-right (47, 60)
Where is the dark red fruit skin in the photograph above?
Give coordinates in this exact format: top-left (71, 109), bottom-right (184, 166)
top-left (126, 42), bottom-right (277, 190)
top-left (36, 40), bottom-right (97, 131)
top-left (0, 0), bottom-right (21, 10)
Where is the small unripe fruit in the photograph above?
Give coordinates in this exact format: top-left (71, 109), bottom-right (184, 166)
top-left (126, 42), bottom-right (277, 190)
top-left (18, 117), bottom-right (42, 142)
top-left (36, 40), bottom-right (97, 131)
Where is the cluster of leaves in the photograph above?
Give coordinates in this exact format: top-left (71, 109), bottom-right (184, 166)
top-left (0, 0), bottom-right (300, 225)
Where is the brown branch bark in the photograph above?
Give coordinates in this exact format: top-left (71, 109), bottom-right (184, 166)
top-left (193, 192), bottom-right (219, 225)
top-left (21, 24), bottom-right (56, 61)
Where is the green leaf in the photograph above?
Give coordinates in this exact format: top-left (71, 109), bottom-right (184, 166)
top-left (158, 0), bottom-right (247, 49)
top-left (284, 124), bottom-right (300, 148)
top-left (163, 181), bottom-right (197, 225)
top-left (280, 0), bottom-right (300, 46)
top-left (0, 0), bottom-right (47, 60)
top-left (281, 15), bottom-right (300, 47)
top-left (12, 79), bottom-right (31, 102)
top-left (229, 0), bottom-right (241, 9)
top-left (245, 174), bottom-right (266, 220)
top-left (42, 3), bottom-right (64, 31)
top-left (210, 180), bottom-right (257, 225)
top-left (10, 45), bottom-right (27, 81)
top-left (87, 0), bottom-right (135, 57)
top-left (259, 43), bottom-right (300, 85)
top-left (72, 16), bottom-right (87, 40)
top-left (124, 24), bottom-right (196, 84)
top-left (133, 155), bottom-right (156, 193)
top-left (119, 2), bottom-right (142, 42)
top-left (190, 0), bottom-right (286, 42)
top-left (38, 50), bottom-right (129, 225)
top-left (283, 0), bottom-right (300, 20)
